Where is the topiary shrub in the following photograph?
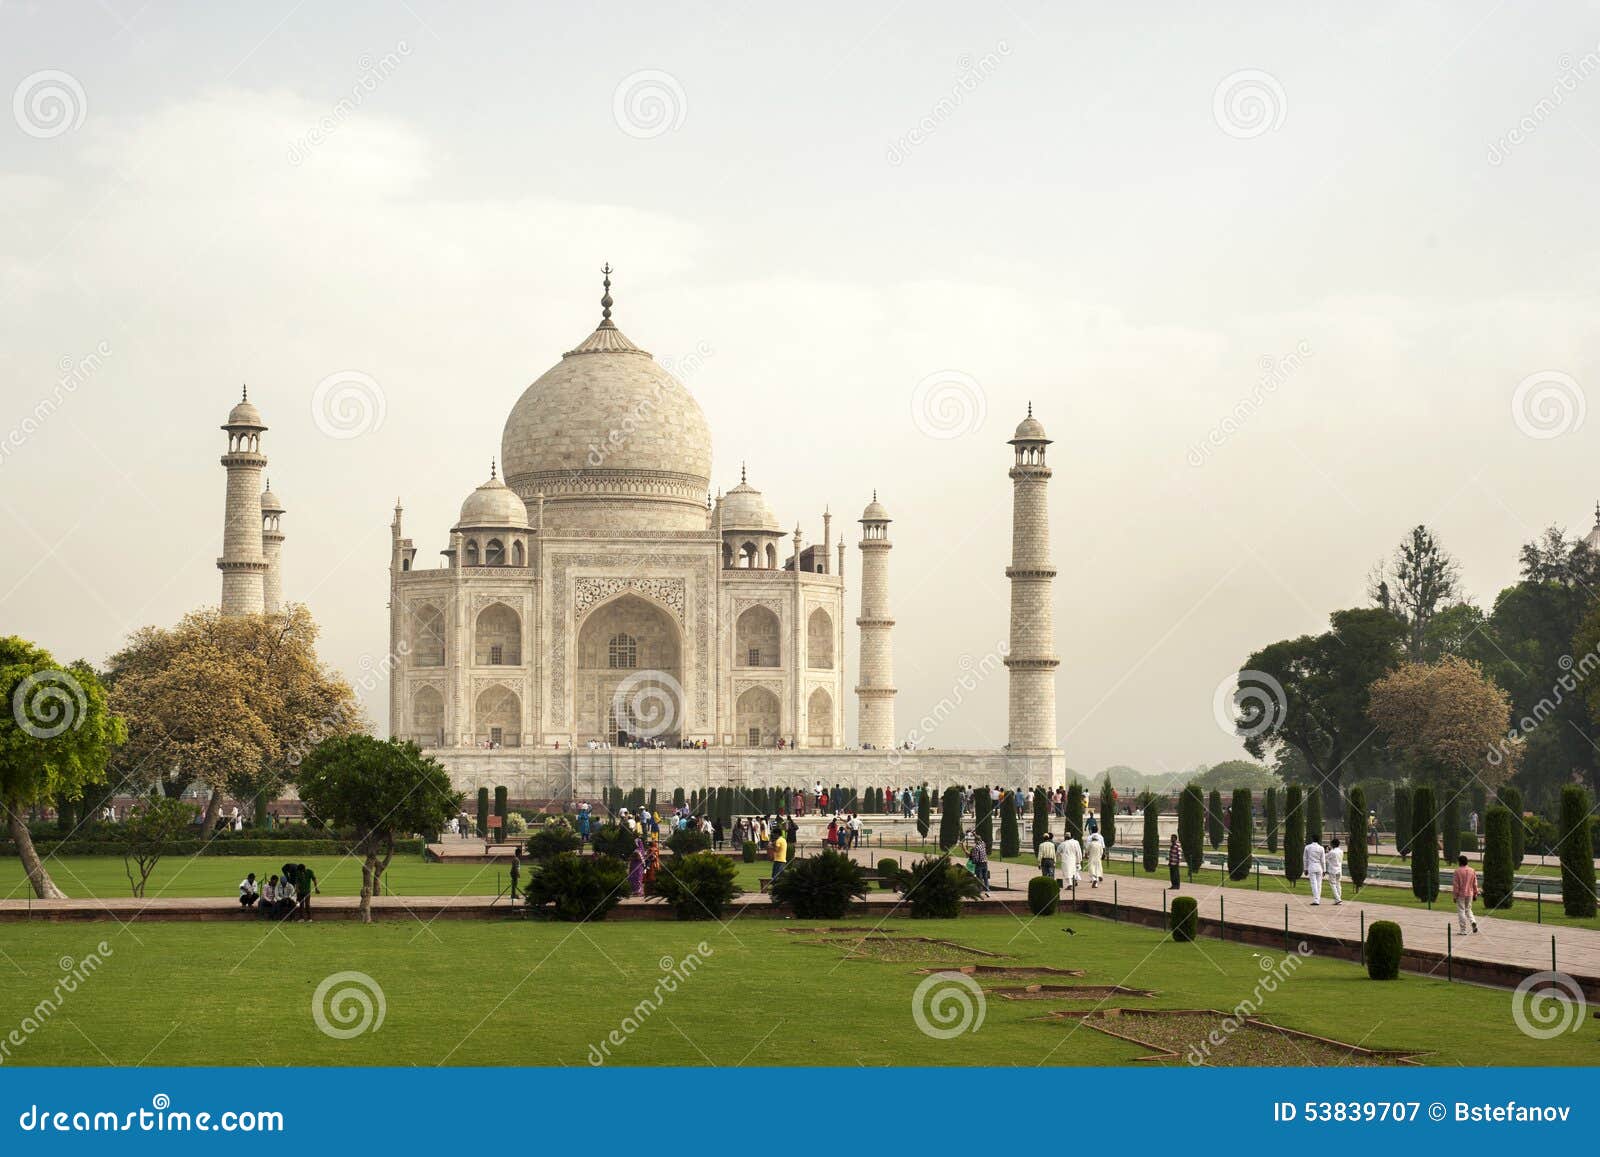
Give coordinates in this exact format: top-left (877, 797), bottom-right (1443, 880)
top-left (1170, 896), bottom-right (1198, 942)
top-left (1033, 788), bottom-right (1049, 851)
top-left (1411, 786), bottom-right (1439, 903)
top-left (902, 856), bottom-right (981, 918)
top-left (1027, 875), bottom-right (1058, 916)
top-left (1346, 786), bottom-right (1368, 891)
top-left (939, 787), bottom-right (962, 849)
top-left (1305, 788), bottom-right (1323, 843)
top-left (1441, 795), bottom-right (1460, 861)
top-left (665, 828), bottom-right (712, 857)
top-left (1394, 784), bottom-right (1412, 859)
top-left (741, 840), bottom-right (757, 863)
top-left (1207, 789), bottom-right (1224, 849)
top-left (476, 787), bottom-right (490, 838)
top-left (769, 849), bottom-right (867, 918)
top-left (647, 851), bottom-right (742, 920)
top-left (876, 857), bottom-right (903, 888)
top-left (1227, 788), bottom-right (1252, 881)
top-left (1284, 785), bottom-right (1304, 887)
top-left (1142, 793), bottom-right (1160, 872)
top-left (1099, 775), bottom-right (1117, 848)
top-left (525, 822), bottom-right (582, 862)
top-left (1000, 794), bottom-right (1021, 858)
top-left (1065, 784), bottom-right (1085, 843)
top-left (916, 784), bottom-right (931, 838)
top-left (524, 853), bottom-right (628, 921)
top-left (1265, 786), bottom-right (1279, 853)
top-left (1458, 831), bottom-right (1478, 853)
top-left (590, 823), bottom-right (635, 860)
top-left (1482, 805), bottom-right (1513, 910)
top-left (974, 789), bottom-right (994, 850)
top-left (1179, 783), bottom-right (1204, 879)
top-left (1497, 785), bottom-right (1524, 866)
top-left (1559, 784), bottom-right (1596, 918)
top-left (1366, 920), bottom-right (1403, 980)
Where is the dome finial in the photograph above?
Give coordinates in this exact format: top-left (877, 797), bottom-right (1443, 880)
top-left (599, 262), bottom-right (614, 327)
top-left (490, 457), bottom-right (497, 480)
top-left (1027, 400), bottom-right (1032, 417)
top-left (241, 383), bottom-right (248, 402)
top-left (740, 461), bottom-right (747, 485)
top-left (872, 489), bottom-right (878, 502)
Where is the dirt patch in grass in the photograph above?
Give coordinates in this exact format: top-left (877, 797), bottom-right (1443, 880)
top-left (914, 964), bottom-right (1085, 979)
top-left (817, 936), bottom-right (1007, 964)
top-left (782, 926), bottom-right (900, 935)
top-left (1049, 1008), bottom-right (1423, 1067)
top-left (992, 984), bottom-right (1154, 1000)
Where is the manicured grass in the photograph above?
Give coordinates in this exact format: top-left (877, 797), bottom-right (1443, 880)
top-left (0, 913), bottom-right (1582, 1067)
top-left (1, 854), bottom-right (779, 901)
top-left (878, 843), bottom-right (1598, 930)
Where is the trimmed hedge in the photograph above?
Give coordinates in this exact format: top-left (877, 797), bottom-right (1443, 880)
top-left (741, 841), bottom-right (758, 863)
top-left (1441, 795), bottom-right (1460, 862)
top-left (1366, 920), bottom-right (1403, 980)
top-left (1033, 788), bottom-right (1049, 851)
top-left (877, 857), bottom-right (903, 887)
top-left (916, 784), bottom-right (931, 838)
top-left (1481, 805), bottom-right (1513, 910)
top-left (1284, 785), bottom-right (1305, 886)
top-left (1559, 785), bottom-right (1597, 918)
top-left (1179, 784), bottom-right (1204, 879)
top-left (1497, 785), bottom-right (1524, 866)
top-left (1410, 785), bottom-right (1439, 903)
top-left (1305, 788), bottom-right (1323, 844)
top-left (1458, 831), bottom-right (1478, 853)
top-left (939, 787), bottom-right (962, 850)
top-left (1170, 896), bottom-right (1198, 942)
top-left (1000, 793), bottom-right (1021, 858)
top-left (1142, 794), bottom-right (1160, 873)
top-left (1099, 775), bottom-right (1117, 848)
top-left (974, 789), bottom-right (994, 851)
top-left (1394, 785), bottom-right (1412, 859)
top-left (1227, 788), bottom-right (1252, 881)
top-left (1207, 789), bottom-right (1224, 850)
top-left (1027, 875), bottom-right (1058, 916)
top-left (1265, 787), bottom-right (1278, 853)
top-left (1347, 786), bottom-right (1368, 891)
top-left (1065, 784), bottom-right (1085, 843)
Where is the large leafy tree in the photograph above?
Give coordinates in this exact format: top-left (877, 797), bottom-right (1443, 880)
top-left (106, 606), bottom-right (361, 827)
top-left (297, 735), bottom-right (461, 922)
top-left (1368, 525), bottom-right (1462, 662)
top-left (1238, 607), bottom-right (1406, 816)
top-left (1367, 655), bottom-right (1518, 797)
top-left (0, 637), bottom-right (125, 898)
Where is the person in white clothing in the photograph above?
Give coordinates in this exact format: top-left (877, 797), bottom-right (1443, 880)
top-left (1059, 834), bottom-right (1083, 887)
top-left (1085, 830), bottom-right (1106, 887)
top-left (1305, 837), bottom-right (1327, 904)
top-left (1324, 838), bottom-right (1344, 905)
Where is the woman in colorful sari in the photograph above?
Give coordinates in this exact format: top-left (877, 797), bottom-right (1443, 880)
top-left (628, 838), bottom-right (647, 897)
top-left (643, 836), bottom-right (661, 892)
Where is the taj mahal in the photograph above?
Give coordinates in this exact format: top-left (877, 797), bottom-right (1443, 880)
top-left (214, 269), bottom-right (1067, 800)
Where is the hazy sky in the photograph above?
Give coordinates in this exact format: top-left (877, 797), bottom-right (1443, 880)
top-left (2, 1), bottom-right (1597, 776)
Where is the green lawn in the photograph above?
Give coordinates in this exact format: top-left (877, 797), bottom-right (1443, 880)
top-left (0, 912), bottom-right (1588, 1067)
top-left (877, 843), bottom-right (1599, 930)
top-left (1, 854), bottom-right (786, 902)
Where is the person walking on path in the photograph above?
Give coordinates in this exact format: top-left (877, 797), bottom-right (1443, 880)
top-left (1167, 833), bottom-right (1181, 890)
top-left (1084, 829), bottom-right (1105, 887)
top-left (967, 833), bottom-right (990, 895)
top-left (1452, 853), bottom-right (1480, 933)
top-left (1305, 836), bottom-right (1327, 905)
top-left (1060, 831), bottom-right (1082, 889)
top-left (770, 827), bottom-right (788, 881)
top-left (1037, 832), bottom-right (1056, 879)
top-left (1324, 838), bottom-right (1343, 905)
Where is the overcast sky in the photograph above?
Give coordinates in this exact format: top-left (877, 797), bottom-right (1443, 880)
top-left (2, 1), bottom-right (1597, 775)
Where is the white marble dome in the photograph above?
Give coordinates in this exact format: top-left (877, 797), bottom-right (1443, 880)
top-left (455, 469), bottom-right (529, 530)
top-left (501, 300), bottom-right (713, 531)
top-left (717, 477), bottom-right (780, 533)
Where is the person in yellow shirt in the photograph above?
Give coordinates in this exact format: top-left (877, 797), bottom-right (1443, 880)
top-left (771, 831), bottom-right (788, 880)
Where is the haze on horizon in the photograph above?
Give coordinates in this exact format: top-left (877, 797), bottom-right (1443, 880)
top-left (2, 1), bottom-right (1596, 778)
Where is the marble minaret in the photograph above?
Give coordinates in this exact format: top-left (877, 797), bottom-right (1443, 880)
top-left (1004, 406), bottom-right (1059, 748)
top-left (218, 387), bottom-right (268, 616)
top-left (260, 480), bottom-right (285, 613)
top-left (855, 493), bottom-right (896, 748)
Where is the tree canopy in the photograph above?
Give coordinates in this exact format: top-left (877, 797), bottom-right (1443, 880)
top-left (1368, 655), bottom-right (1516, 791)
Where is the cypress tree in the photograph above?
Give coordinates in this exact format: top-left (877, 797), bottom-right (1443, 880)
top-left (1410, 785), bottom-right (1439, 904)
top-left (1142, 793), bottom-right (1160, 872)
top-left (1178, 783), bottom-right (1204, 879)
top-left (1497, 785), bottom-right (1525, 867)
top-left (1284, 785), bottom-right (1304, 887)
top-left (1206, 789), bottom-right (1224, 849)
top-left (939, 786), bottom-right (962, 849)
top-left (1441, 794), bottom-right (1460, 861)
top-left (1265, 786), bottom-right (1279, 853)
top-left (1558, 784), bottom-right (1596, 918)
top-left (494, 786), bottom-right (508, 839)
top-left (1394, 785), bottom-right (1412, 859)
top-left (1305, 787), bottom-right (1322, 843)
top-left (917, 784), bottom-right (931, 839)
top-left (1227, 788), bottom-right (1252, 880)
top-left (648, 788), bottom-right (657, 813)
top-left (975, 788), bottom-right (994, 850)
top-left (476, 787), bottom-right (490, 838)
top-left (1033, 787), bottom-right (1049, 850)
top-left (1347, 786), bottom-right (1368, 891)
top-left (673, 787), bottom-right (685, 809)
top-left (1481, 805), bottom-right (1514, 910)
top-left (1000, 793), bottom-right (1021, 858)
top-left (1065, 784), bottom-right (1085, 842)
top-left (1099, 774), bottom-right (1117, 847)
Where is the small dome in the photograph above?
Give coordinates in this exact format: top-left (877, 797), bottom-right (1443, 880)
top-left (717, 477), bottom-right (780, 533)
top-left (861, 495), bottom-right (890, 522)
top-left (455, 468), bottom-right (529, 530)
top-left (260, 483), bottom-right (284, 514)
top-left (1011, 413), bottom-right (1048, 442)
top-left (225, 396), bottom-right (265, 428)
